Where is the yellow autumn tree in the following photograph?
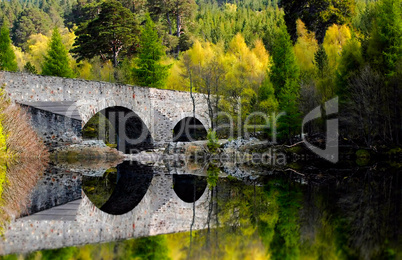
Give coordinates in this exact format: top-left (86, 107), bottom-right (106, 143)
top-left (11, 45), bottom-right (28, 71)
top-left (294, 19), bottom-right (318, 78)
top-left (169, 34), bottom-right (271, 136)
top-left (323, 24), bottom-right (352, 71)
top-left (315, 24), bottom-right (351, 101)
top-left (26, 33), bottom-right (49, 73)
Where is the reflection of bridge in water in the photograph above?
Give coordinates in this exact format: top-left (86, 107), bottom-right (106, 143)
top-left (0, 162), bottom-right (213, 256)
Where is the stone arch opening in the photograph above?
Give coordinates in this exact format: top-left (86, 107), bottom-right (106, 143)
top-left (173, 117), bottom-right (207, 142)
top-left (82, 161), bottom-right (154, 215)
top-left (82, 106), bottom-right (153, 154)
top-left (173, 174), bottom-right (207, 203)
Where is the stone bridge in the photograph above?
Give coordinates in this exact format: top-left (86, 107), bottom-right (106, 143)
top-left (0, 71), bottom-right (210, 152)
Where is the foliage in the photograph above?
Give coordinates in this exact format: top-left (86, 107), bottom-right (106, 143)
top-left (196, 1), bottom-right (283, 47)
top-left (206, 165), bottom-right (220, 189)
top-left (336, 36), bottom-right (364, 101)
top-left (11, 8), bottom-right (52, 50)
top-left (132, 14), bottom-right (170, 88)
top-left (258, 77), bottom-right (278, 114)
top-left (282, 0), bottom-right (355, 43)
top-left (270, 24), bottom-right (300, 143)
top-left (315, 45), bottom-right (329, 79)
top-left (148, 0), bottom-right (197, 54)
top-left (23, 61), bottom-right (37, 74)
top-left (83, 170), bottom-right (117, 208)
top-left (207, 129), bottom-right (219, 153)
top-left (294, 19), bottom-right (318, 80)
top-left (42, 27), bottom-right (74, 78)
top-left (0, 23), bottom-right (17, 72)
top-left (318, 24), bottom-right (351, 101)
top-left (367, 0), bottom-right (402, 77)
top-left (72, 0), bottom-right (138, 67)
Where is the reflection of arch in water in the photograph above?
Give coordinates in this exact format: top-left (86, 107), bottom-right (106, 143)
top-left (82, 106), bottom-right (153, 153)
top-left (173, 117), bottom-right (207, 142)
top-left (173, 174), bottom-right (208, 203)
top-left (83, 161), bottom-right (154, 215)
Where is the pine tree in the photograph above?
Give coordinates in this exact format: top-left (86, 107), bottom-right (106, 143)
top-left (71, 0), bottom-right (138, 67)
top-left (132, 14), bottom-right (170, 88)
top-left (270, 24), bottom-right (300, 143)
top-left (42, 27), bottom-right (74, 78)
top-left (24, 61), bottom-right (38, 74)
top-left (314, 45), bottom-right (329, 79)
top-left (368, 0), bottom-right (402, 77)
top-left (0, 22), bottom-right (18, 72)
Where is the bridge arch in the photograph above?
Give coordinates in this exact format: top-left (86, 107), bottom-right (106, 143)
top-left (82, 106), bottom-right (153, 153)
top-left (172, 115), bottom-right (209, 142)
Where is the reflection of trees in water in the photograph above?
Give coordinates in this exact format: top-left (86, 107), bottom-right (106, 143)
top-left (82, 168), bottom-right (117, 209)
top-left (266, 178), bottom-right (303, 260)
top-left (186, 170), bottom-right (401, 260)
top-left (185, 176), bottom-right (294, 259)
top-left (333, 168), bottom-right (401, 259)
top-left (300, 167), bottom-right (401, 259)
top-left (8, 169), bottom-right (401, 259)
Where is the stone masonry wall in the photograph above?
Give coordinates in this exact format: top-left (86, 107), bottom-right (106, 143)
top-left (21, 105), bottom-right (82, 147)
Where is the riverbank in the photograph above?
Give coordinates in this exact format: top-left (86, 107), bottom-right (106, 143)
top-left (123, 137), bottom-right (401, 183)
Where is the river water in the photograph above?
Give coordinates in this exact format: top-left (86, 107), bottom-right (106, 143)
top-left (0, 159), bottom-right (401, 260)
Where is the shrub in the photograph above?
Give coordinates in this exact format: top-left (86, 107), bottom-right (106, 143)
top-left (207, 130), bottom-right (220, 153)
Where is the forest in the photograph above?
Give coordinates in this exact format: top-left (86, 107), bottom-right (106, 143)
top-left (0, 0), bottom-right (401, 147)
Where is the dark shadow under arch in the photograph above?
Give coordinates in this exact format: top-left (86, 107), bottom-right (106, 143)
top-left (82, 161), bottom-right (154, 215)
top-left (82, 106), bottom-right (153, 154)
top-left (173, 174), bottom-right (207, 203)
top-left (173, 117), bottom-right (207, 142)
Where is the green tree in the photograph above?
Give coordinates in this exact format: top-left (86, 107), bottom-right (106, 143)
top-left (258, 76), bottom-right (278, 113)
top-left (282, 0), bottom-right (356, 43)
top-left (72, 0), bottom-right (138, 67)
top-left (270, 25), bottom-right (300, 143)
top-left (0, 22), bottom-right (18, 72)
top-left (12, 8), bottom-right (52, 50)
top-left (132, 14), bottom-right (170, 88)
top-left (367, 0), bottom-right (402, 77)
top-left (147, 0), bottom-right (197, 54)
top-left (0, 0), bottom-right (22, 29)
top-left (42, 27), bottom-right (74, 77)
top-left (23, 61), bottom-right (37, 74)
top-left (314, 45), bottom-right (329, 79)
top-left (335, 36), bottom-right (364, 101)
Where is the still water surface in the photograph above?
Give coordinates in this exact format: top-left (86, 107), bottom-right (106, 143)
top-left (0, 160), bottom-right (400, 260)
